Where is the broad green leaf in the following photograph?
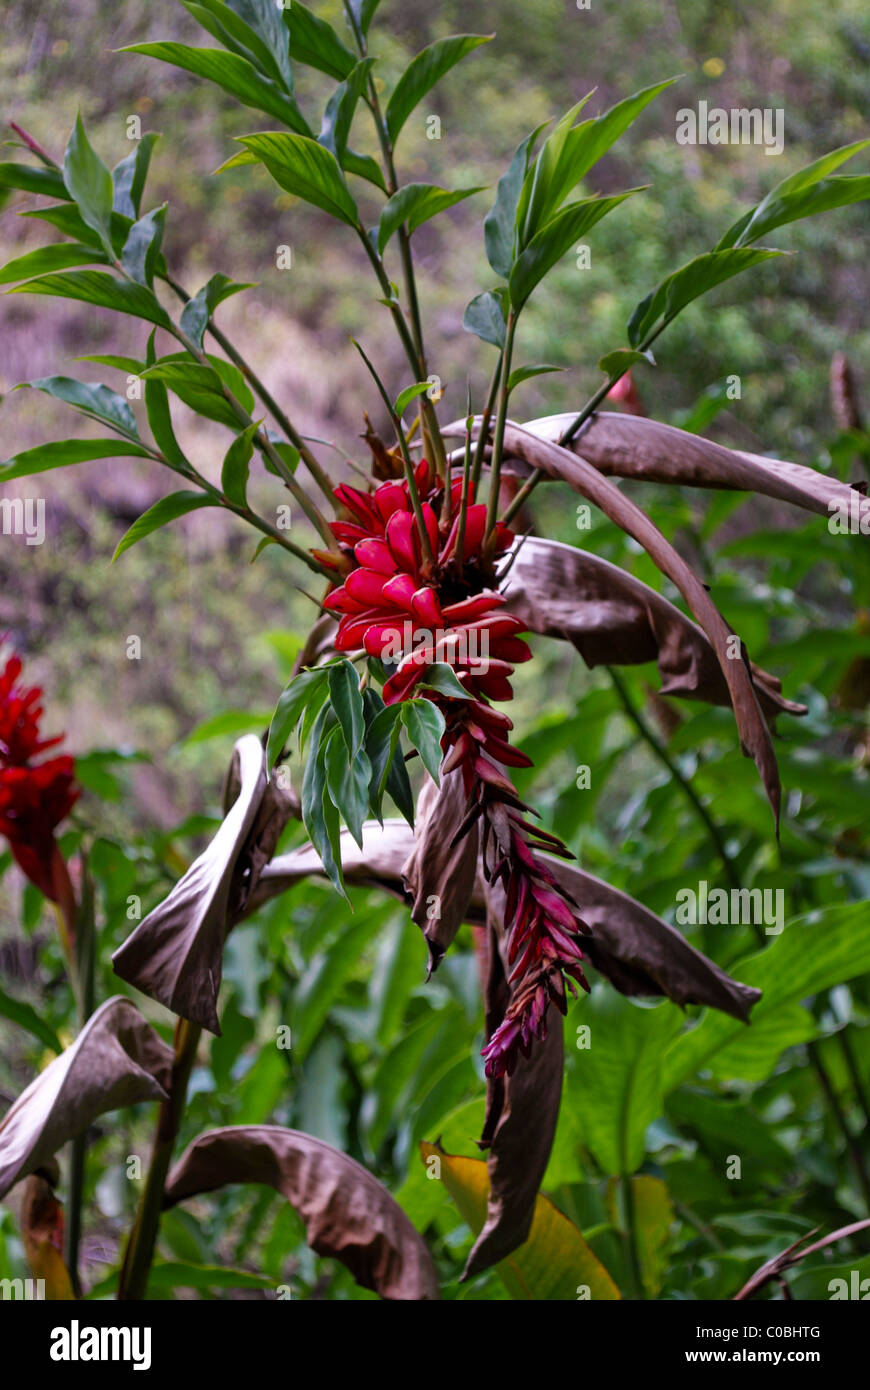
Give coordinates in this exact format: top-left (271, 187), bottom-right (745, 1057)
top-left (0, 161), bottom-right (68, 200)
top-left (182, 0), bottom-right (292, 92)
top-left (233, 132), bottom-right (358, 225)
top-left (394, 381), bottom-right (430, 418)
top-left (15, 376), bottom-right (140, 440)
top-left (385, 35), bottom-right (493, 145)
top-left (121, 203), bottom-right (167, 287)
top-left (509, 191), bottom-right (639, 308)
top-left (183, 708), bottom-right (271, 745)
top-left (283, 2), bottom-right (356, 80)
top-left (421, 1143), bottom-right (621, 1300)
top-left (267, 667), bottom-right (329, 770)
top-left (147, 1261), bottom-right (275, 1293)
top-left (718, 139), bottom-right (870, 248)
top-left (328, 659), bottom-right (365, 758)
top-left (112, 490), bottom-right (216, 561)
top-left (662, 901), bottom-right (870, 1091)
top-left (10, 269), bottom-right (172, 328)
top-left (0, 242), bottom-right (106, 285)
top-left (0, 438), bottom-right (150, 484)
top-left (378, 183), bottom-right (484, 253)
top-left (121, 43), bottom-right (309, 134)
top-left (112, 133), bottom-right (161, 218)
top-left (0, 986), bottom-right (62, 1055)
top-left (627, 1174), bottom-right (673, 1298)
top-left (324, 725), bottom-right (371, 848)
top-left (221, 420), bottom-right (260, 506)
top-left (23, 203), bottom-right (134, 260)
top-left (180, 272), bottom-right (254, 349)
top-left (506, 363), bottom-right (564, 392)
top-left (401, 699), bottom-right (445, 783)
top-left (62, 113), bottom-right (115, 257)
top-left (422, 663), bottom-right (473, 699)
top-left (292, 910), bottom-right (385, 1059)
top-left (364, 700), bottom-right (403, 822)
top-left (340, 147), bottom-right (387, 193)
top-left (485, 125), bottom-right (546, 278)
top-left (463, 288), bottom-right (506, 349)
top-left (223, 0), bottom-right (294, 91)
top-left (318, 59), bottom-right (375, 162)
top-left (598, 347), bottom-right (655, 377)
top-left (301, 705), bottom-right (345, 898)
top-left (384, 736), bottom-right (414, 826)
top-left (628, 247), bottom-right (787, 347)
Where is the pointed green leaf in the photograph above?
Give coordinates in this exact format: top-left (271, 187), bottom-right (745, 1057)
top-left (363, 698), bottom-right (403, 823)
top-left (182, 0), bottom-right (292, 91)
top-left (324, 727), bottom-right (371, 849)
top-left (140, 353), bottom-right (254, 429)
top-left (283, 2), bottom-right (356, 80)
top-left (0, 986), bottom-right (62, 1055)
top-left (506, 363), bottom-right (564, 392)
top-left (462, 288), bottom-right (507, 349)
top-left (347, 0), bottom-right (380, 36)
top-left (266, 666), bottom-right (329, 770)
top-left (328, 659), bottom-right (365, 758)
top-left (421, 663), bottom-right (474, 699)
top-left (112, 133), bottom-right (161, 218)
top-left (121, 203), bottom-right (167, 287)
top-left (221, 420), bottom-right (260, 506)
top-left (23, 203), bottom-right (134, 259)
top-left (0, 243), bottom-right (106, 285)
top-left (0, 162), bottom-right (69, 200)
top-left (509, 190), bottom-right (639, 308)
top-left (144, 331), bottom-right (189, 470)
top-left (378, 183), bottom-right (484, 253)
top-left (15, 376), bottom-right (140, 440)
top-left (10, 269), bottom-right (172, 327)
top-left (394, 381), bottom-right (431, 418)
top-left (180, 272), bottom-right (254, 349)
top-left (598, 347), bottom-right (655, 377)
top-left (718, 139), bottom-right (870, 249)
top-left (0, 438), bottom-right (150, 485)
top-left (112, 490), bottom-right (216, 561)
top-left (121, 43), bottom-right (309, 134)
top-left (484, 124), bottom-right (547, 278)
top-left (62, 113), bottom-right (115, 257)
top-left (627, 247), bottom-right (787, 348)
top-left (385, 35), bottom-right (492, 144)
top-left (234, 132), bottom-right (357, 225)
top-left (318, 58), bottom-right (375, 162)
top-left (401, 699), bottom-right (445, 783)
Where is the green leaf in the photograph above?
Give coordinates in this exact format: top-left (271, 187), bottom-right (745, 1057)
top-left (378, 183), bottom-right (484, 253)
top-left (23, 203), bottom-right (134, 259)
top-left (515, 95), bottom-right (595, 245)
top-left (627, 246), bottom-right (787, 347)
top-left (364, 699), bottom-right (403, 823)
top-left (385, 736), bottom-right (414, 826)
top-left (183, 708), bottom-right (272, 746)
top-left (301, 705), bottom-right (346, 899)
top-left (77, 353), bottom-right (146, 374)
top-left (121, 203), bottom-right (167, 287)
top-left (422, 662), bottom-right (473, 699)
top-left (112, 133), bottom-right (161, 218)
top-left (328, 659), bottom-right (365, 758)
top-left (147, 1261), bottom-right (275, 1293)
top-left (718, 139), bottom-right (870, 249)
top-left (324, 725), bottom-right (371, 848)
top-left (506, 363), bottom-right (564, 392)
top-left (347, 0), bottom-right (380, 36)
top-left (233, 132), bottom-right (357, 225)
top-left (180, 272), bottom-right (254, 349)
top-left (509, 191), bottom-right (639, 308)
top-left (485, 125), bottom-right (546, 278)
top-left (121, 43), bottom-right (309, 134)
top-left (385, 34), bottom-right (493, 145)
top-left (318, 59), bottom-right (375, 162)
top-left (394, 381), bottom-right (431, 418)
top-left (292, 910), bottom-right (385, 1060)
top-left (598, 347), bottom-right (655, 377)
top-left (284, 2), bottom-right (357, 80)
top-left (462, 288), bottom-right (507, 349)
top-left (401, 699), bottom-right (445, 783)
top-left (0, 985), bottom-right (62, 1054)
top-left (340, 147), bottom-right (387, 194)
top-left (112, 490), bottom-right (216, 561)
top-left (183, 0), bottom-right (292, 92)
top-left (140, 353), bottom-right (255, 429)
top-left (220, 420), bottom-right (260, 506)
top-left (143, 331), bottom-right (188, 470)
top-left (10, 269), bottom-right (172, 328)
top-left (62, 113), bottom-right (115, 257)
top-left (266, 667), bottom-right (328, 771)
top-left (15, 376), bottom-right (140, 440)
top-left (0, 242), bottom-right (107, 285)
top-left (225, 0), bottom-right (295, 91)
top-left (0, 162), bottom-right (68, 200)
top-left (0, 438), bottom-right (150, 484)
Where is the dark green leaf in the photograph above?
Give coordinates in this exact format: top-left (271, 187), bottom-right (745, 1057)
top-left (10, 269), bottom-right (172, 328)
top-left (509, 191), bottom-right (639, 308)
top-left (318, 59), bottom-right (375, 162)
top-left (328, 659), bottom-right (365, 758)
top-left (422, 663), bottom-right (473, 699)
top-left (718, 139), bottom-right (870, 249)
top-left (627, 247), bottom-right (787, 348)
top-left (266, 667), bottom-right (328, 770)
top-left (385, 35), bottom-right (492, 144)
top-left (0, 243), bottom-right (106, 285)
top-left (348, 0), bottom-right (380, 37)
top-left (221, 420), bottom-right (260, 506)
top-left (180, 272), bottom-right (254, 349)
top-left (233, 132), bottom-right (358, 225)
top-left (364, 700), bottom-right (403, 823)
top-left (463, 288), bottom-right (507, 349)
top-left (15, 376), bottom-right (140, 440)
top-left (121, 43), bottom-right (309, 134)
top-left (0, 162), bottom-right (69, 200)
top-left (301, 705), bottom-right (346, 898)
top-left (324, 725), bottom-right (372, 848)
top-left (144, 330), bottom-right (189, 469)
top-left (598, 347), bottom-right (655, 377)
top-left (140, 353), bottom-right (255, 429)
top-left (112, 133), bottom-right (161, 219)
top-left (121, 203), bottom-right (167, 287)
top-left (401, 700), bottom-right (445, 783)
top-left (112, 491), bottom-right (216, 561)
top-left (23, 203), bottom-right (134, 259)
top-left (484, 125), bottom-right (546, 278)
top-left (0, 986), bottom-right (63, 1055)
top-left (284, 2), bottom-right (356, 80)
top-left (62, 113), bottom-right (115, 257)
top-left (378, 183), bottom-right (484, 253)
top-left (0, 438), bottom-right (150, 484)
top-left (183, 0), bottom-right (292, 91)
top-left (506, 363), bottom-right (564, 392)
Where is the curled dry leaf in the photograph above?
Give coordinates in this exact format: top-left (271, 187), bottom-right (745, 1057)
top-left (502, 535), bottom-right (806, 723)
top-left (0, 997), bottom-right (172, 1199)
top-left (519, 411), bottom-right (865, 521)
top-left (164, 1124), bottom-right (439, 1301)
top-left (733, 1216), bottom-right (870, 1301)
top-left (496, 422), bottom-right (784, 826)
top-left (400, 768), bottom-right (480, 972)
top-left (113, 735), bottom-right (295, 1034)
top-left (20, 1169), bottom-right (74, 1300)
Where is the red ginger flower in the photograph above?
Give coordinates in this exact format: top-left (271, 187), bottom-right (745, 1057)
top-left (0, 652), bottom-right (78, 901)
top-left (322, 462), bottom-right (590, 1078)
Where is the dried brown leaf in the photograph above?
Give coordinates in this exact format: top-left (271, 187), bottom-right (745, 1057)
top-left (400, 769), bottom-right (480, 972)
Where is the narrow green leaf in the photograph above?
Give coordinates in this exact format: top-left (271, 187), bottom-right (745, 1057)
top-left (627, 247), bottom-right (787, 348)
top-left (509, 190), bottom-right (639, 308)
top-left (14, 376), bottom-right (140, 440)
top-left (112, 491), bottom-right (216, 561)
top-left (112, 133), bottom-right (161, 218)
top-left (10, 269), bottom-right (172, 328)
top-left (140, 353), bottom-right (255, 429)
top-left (598, 347), bottom-right (655, 377)
top-left (401, 699), bottom-right (445, 783)
top-left (121, 203), bottom-right (167, 287)
top-left (183, 0), bottom-right (292, 92)
top-left (394, 381), bottom-right (431, 418)
top-left (0, 986), bottom-right (63, 1054)
top-left (121, 43), bottom-right (309, 134)
top-left (378, 183), bottom-right (484, 253)
top-left (283, 2), bottom-right (356, 80)
top-left (266, 667), bottom-right (328, 770)
top-left (484, 124), bottom-right (547, 278)
top-left (462, 288), bottom-right (506, 349)
top-left (144, 330), bottom-right (189, 470)
top-left (23, 203), bottom-right (134, 260)
top-left (318, 59), bottom-right (375, 162)
top-left (180, 272), bottom-right (254, 349)
top-left (506, 363), bottom-right (564, 392)
top-left (328, 659), bottom-right (365, 758)
top-left (301, 706), bottom-right (347, 899)
top-left (324, 727), bottom-right (372, 848)
top-left (221, 420), bottom-right (260, 506)
top-left (0, 162), bottom-right (69, 200)
top-left (0, 438), bottom-right (150, 484)
top-left (77, 353), bottom-right (146, 374)
top-left (234, 131), bottom-right (358, 225)
top-left (385, 35), bottom-right (493, 144)
top-left (364, 699), bottom-right (403, 823)
top-left (718, 139), bottom-right (870, 248)
top-left (348, 0), bottom-right (380, 36)
top-left (62, 113), bottom-right (115, 257)
top-left (0, 242), bottom-right (106, 285)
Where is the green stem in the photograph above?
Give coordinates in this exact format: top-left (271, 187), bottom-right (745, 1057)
top-left (484, 310), bottom-right (518, 545)
top-left (808, 1041), bottom-right (870, 1213)
top-left (470, 351), bottom-right (503, 500)
top-left (622, 1174), bottom-right (645, 1299)
top-left (117, 1018), bottom-right (201, 1301)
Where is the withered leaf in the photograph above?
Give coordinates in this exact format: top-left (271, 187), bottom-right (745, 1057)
top-left (400, 769), bottom-right (480, 973)
top-left (20, 1171), bottom-right (74, 1300)
top-left (113, 735), bottom-right (292, 1034)
top-left (497, 423), bottom-right (784, 827)
top-left (502, 535), bottom-right (805, 723)
top-left (0, 997), bottom-right (172, 1199)
top-left (164, 1124), bottom-right (439, 1300)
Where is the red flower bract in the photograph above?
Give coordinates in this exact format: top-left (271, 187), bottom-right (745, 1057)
top-left (0, 652), bottom-right (79, 900)
top-left (321, 462), bottom-right (589, 1077)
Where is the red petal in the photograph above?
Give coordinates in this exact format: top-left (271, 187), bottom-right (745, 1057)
top-left (345, 569), bottom-right (391, 607)
top-left (382, 573), bottom-right (417, 609)
top-left (354, 538), bottom-right (398, 575)
top-left (386, 511), bottom-right (418, 574)
top-left (411, 586), bottom-right (442, 627)
top-left (373, 481), bottom-right (408, 523)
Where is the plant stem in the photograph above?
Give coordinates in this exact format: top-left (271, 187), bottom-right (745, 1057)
top-left (117, 1018), bottom-right (201, 1301)
top-left (470, 351), bottom-right (503, 499)
top-left (808, 1040), bottom-right (870, 1213)
top-left (622, 1174), bottom-right (645, 1299)
top-left (606, 665), bottom-right (744, 899)
top-left (484, 310), bottom-right (518, 545)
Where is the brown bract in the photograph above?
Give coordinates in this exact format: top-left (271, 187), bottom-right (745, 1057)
top-left (0, 997), bottom-right (172, 1199)
top-left (400, 769), bottom-right (480, 972)
top-left (112, 735), bottom-right (296, 1034)
top-left (163, 1124), bottom-right (440, 1300)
